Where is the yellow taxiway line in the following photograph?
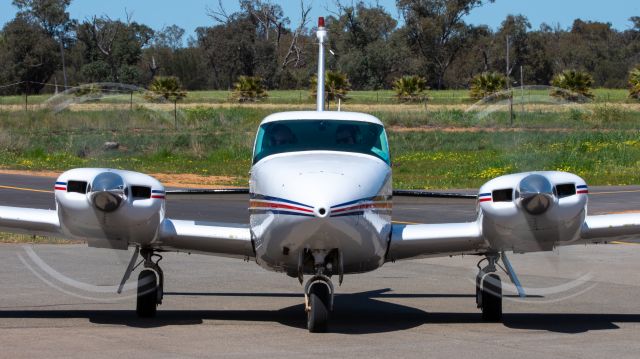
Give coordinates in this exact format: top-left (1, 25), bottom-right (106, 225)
top-left (0, 185), bottom-right (52, 194)
top-left (590, 190), bottom-right (640, 195)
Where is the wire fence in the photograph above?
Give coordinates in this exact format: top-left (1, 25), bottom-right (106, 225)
top-left (0, 80), bottom-right (633, 111)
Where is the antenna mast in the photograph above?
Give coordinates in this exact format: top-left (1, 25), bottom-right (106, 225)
top-left (316, 17), bottom-right (327, 112)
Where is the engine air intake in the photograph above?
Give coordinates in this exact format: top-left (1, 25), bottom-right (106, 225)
top-left (492, 188), bottom-right (513, 202)
top-left (131, 186), bottom-right (151, 199)
top-left (556, 183), bottom-right (576, 198)
top-left (67, 181), bottom-right (87, 194)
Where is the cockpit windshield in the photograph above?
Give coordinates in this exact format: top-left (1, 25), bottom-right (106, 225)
top-left (253, 120), bottom-right (390, 164)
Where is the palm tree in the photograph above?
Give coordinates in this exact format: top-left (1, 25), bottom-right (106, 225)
top-left (231, 76), bottom-right (268, 102)
top-left (629, 66), bottom-right (640, 100)
top-left (550, 70), bottom-right (595, 102)
top-left (145, 76), bottom-right (187, 126)
top-left (469, 72), bottom-right (507, 100)
top-left (393, 75), bottom-right (428, 102)
top-left (310, 70), bottom-right (351, 108)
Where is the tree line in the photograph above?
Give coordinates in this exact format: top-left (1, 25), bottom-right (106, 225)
top-left (0, 0), bottom-right (639, 95)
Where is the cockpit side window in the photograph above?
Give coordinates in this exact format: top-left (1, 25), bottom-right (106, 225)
top-left (253, 120), bottom-right (390, 164)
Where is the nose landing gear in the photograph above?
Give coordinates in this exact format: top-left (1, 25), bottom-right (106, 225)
top-left (304, 275), bottom-right (333, 332)
top-left (301, 249), bottom-right (338, 332)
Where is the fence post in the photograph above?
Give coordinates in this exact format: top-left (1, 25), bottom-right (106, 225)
top-left (24, 82), bottom-right (28, 111)
top-left (130, 91), bottom-right (133, 111)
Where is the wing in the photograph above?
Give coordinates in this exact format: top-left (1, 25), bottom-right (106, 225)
top-left (165, 188), bottom-right (478, 200)
top-left (388, 221), bottom-right (487, 261)
top-left (155, 219), bottom-right (253, 258)
top-left (388, 213), bottom-right (640, 262)
top-left (580, 213), bottom-right (640, 243)
top-left (392, 189), bottom-right (477, 199)
top-left (0, 206), bottom-right (61, 238)
top-left (165, 188), bottom-right (249, 195)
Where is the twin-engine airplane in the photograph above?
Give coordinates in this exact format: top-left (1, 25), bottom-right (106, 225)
top-left (2, 18), bottom-right (640, 332)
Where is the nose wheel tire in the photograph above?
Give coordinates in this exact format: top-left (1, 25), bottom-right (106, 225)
top-left (307, 282), bottom-right (330, 332)
top-left (136, 269), bottom-right (158, 318)
top-left (479, 273), bottom-right (502, 322)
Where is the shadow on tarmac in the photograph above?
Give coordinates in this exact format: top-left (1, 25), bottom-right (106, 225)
top-left (0, 288), bottom-right (635, 334)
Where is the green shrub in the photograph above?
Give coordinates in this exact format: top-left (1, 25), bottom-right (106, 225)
top-left (629, 66), bottom-right (640, 100)
top-left (550, 70), bottom-right (594, 102)
top-left (393, 75), bottom-right (428, 102)
top-left (469, 72), bottom-right (507, 100)
top-left (231, 76), bottom-right (268, 102)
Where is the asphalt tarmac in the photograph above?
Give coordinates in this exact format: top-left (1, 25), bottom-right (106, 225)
top-left (1, 173), bottom-right (640, 358)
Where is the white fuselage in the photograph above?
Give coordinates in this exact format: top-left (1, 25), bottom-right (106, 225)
top-left (249, 151), bottom-right (392, 275)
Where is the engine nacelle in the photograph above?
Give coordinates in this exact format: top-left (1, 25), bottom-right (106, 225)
top-left (478, 171), bottom-right (588, 253)
top-left (54, 168), bottom-right (165, 249)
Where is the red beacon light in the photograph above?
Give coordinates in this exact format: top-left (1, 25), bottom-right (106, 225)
top-left (318, 16), bottom-right (325, 28)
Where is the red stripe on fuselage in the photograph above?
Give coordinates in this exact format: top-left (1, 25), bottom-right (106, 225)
top-left (54, 186), bottom-right (66, 191)
top-left (478, 198), bottom-right (492, 202)
top-left (332, 202), bottom-right (391, 214)
top-left (250, 200), bottom-right (314, 213)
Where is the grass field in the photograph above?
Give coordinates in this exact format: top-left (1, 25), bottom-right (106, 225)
top-left (0, 88), bottom-right (636, 106)
top-left (0, 103), bottom-right (638, 189)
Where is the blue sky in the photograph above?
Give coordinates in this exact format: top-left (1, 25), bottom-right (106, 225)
top-left (1, 0), bottom-right (638, 41)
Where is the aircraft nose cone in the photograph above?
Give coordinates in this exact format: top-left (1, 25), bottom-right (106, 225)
top-left (314, 205), bottom-right (330, 218)
top-left (89, 172), bottom-right (126, 212)
top-left (518, 174), bottom-right (554, 215)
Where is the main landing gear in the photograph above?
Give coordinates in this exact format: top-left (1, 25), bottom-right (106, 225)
top-left (118, 246), bottom-right (164, 318)
top-left (136, 249), bottom-right (164, 317)
top-left (476, 253), bottom-right (502, 322)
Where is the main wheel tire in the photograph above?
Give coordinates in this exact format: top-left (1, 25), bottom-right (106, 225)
top-left (307, 283), bottom-right (330, 333)
top-left (136, 269), bottom-right (158, 318)
top-left (481, 273), bottom-right (502, 322)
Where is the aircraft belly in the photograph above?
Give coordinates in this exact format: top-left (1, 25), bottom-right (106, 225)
top-left (251, 211), bottom-right (389, 274)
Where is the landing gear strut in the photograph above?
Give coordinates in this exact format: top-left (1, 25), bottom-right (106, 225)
top-left (476, 253), bottom-right (502, 322)
top-left (136, 249), bottom-right (164, 318)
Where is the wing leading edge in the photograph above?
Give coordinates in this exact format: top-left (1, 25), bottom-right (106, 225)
top-left (156, 219), bottom-right (254, 258)
top-left (388, 221), bottom-right (486, 261)
top-left (0, 204), bottom-right (253, 258)
top-left (388, 212), bottom-right (640, 261)
top-left (580, 213), bottom-right (640, 243)
top-left (0, 206), bottom-right (61, 238)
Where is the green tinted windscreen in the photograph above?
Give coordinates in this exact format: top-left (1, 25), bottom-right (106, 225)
top-left (253, 120), bottom-right (389, 164)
